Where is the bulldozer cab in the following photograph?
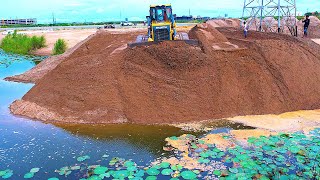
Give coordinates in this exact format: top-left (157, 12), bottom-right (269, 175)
top-left (150, 5), bottom-right (173, 23)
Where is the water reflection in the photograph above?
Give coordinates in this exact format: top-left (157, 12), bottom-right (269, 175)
top-left (55, 124), bottom-right (200, 157)
top-left (56, 120), bottom-right (254, 157)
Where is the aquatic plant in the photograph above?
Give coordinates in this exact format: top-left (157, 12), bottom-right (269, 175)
top-left (0, 31), bottom-right (46, 55)
top-left (52, 39), bottom-right (67, 55)
top-left (0, 169), bottom-right (13, 179)
top-left (2, 128), bottom-right (320, 179)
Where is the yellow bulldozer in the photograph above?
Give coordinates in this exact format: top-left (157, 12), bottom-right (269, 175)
top-left (128, 4), bottom-right (198, 47)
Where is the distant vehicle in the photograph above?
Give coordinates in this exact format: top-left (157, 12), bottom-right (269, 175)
top-left (121, 21), bottom-right (134, 26)
top-left (2, 30), bottom-right (14, 35)
top-left (104, 24), bottom-right (115, 29)
top-left (97, 24), bottom-right (116, 29)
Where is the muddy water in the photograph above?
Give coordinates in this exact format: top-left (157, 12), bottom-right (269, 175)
top-left (0, 50), bottom-right (252, 179)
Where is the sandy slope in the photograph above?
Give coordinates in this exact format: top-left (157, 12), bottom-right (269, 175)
top-left (313, 39), bottom-right (320, 45)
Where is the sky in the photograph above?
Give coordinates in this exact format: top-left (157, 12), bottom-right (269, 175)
top-left (0, 0), bottom-right (319, 23)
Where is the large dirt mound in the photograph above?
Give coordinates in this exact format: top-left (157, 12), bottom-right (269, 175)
top-left (10, 24), bottom-right (320, 124)
top-left (206, 19), bottom-right (240, 28)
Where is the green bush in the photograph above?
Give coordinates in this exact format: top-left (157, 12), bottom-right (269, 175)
top-left (30, 35), bottom-right (46, 50)
top-left (0, 31), bottom-right (46, 55)
top-left (52, 39), bottom-right (67, 55)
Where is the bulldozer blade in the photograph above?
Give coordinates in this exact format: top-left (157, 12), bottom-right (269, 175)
top-left (128, 40), bottom-right (199, 48)
top-left (176, 32), bottom-right (190, 40)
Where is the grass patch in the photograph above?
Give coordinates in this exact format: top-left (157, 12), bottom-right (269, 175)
top-left (0, 31), bottom-right (46, 55)
top-left (52, 39), bottom-right (67, 55)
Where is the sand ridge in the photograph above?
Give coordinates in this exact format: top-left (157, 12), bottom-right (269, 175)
top-left (7, 21), bottom-right (320, 124)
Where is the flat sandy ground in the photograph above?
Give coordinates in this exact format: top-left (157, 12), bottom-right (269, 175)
top-left (0, 27), bottom-right (193, 56)
top-left (0, 29), bottom-right (97, 56)
top-left (32, 29), bottom-right (97, 56)
top-left (313, 39), bottom-right (320, 45)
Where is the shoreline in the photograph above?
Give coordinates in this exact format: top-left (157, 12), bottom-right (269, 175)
top-left (9, 99), bottom-right (320, 134)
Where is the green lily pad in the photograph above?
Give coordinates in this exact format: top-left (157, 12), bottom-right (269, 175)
top-left (112, 170), bottom-right (129, 179)
top-left (65, 171), bottom-right (72, 176)
top-left (161, 169), bottom-right (173, 176)
top-left (109, 157), bottom-right (119, 165)
top-left (171, 164), bottom-right (183, 171)
top-left (193, 170), bottom-right (200, 174)
top-left (146, 176), bottom-right (157, 180)
top-left (94, 166), bottom-right (108, 175)
top-left (99, 173), bottom-right (110, 179)
top-left (135, 170), bottom-right (145, 177)
top-left (152, 165), bottom-right (162, 169)
top-left (2, 171), bottom-right (13, 179)
top-left (124, 161), bottom-right (135, 167)
top-left (160, 162), bottom-right (170, 168)
top-left (146, 168), bottom-right (160, 176)
top-left (127, 166), bottom-right (137, 172)
top-left (77, 155), bottom-right (90, 162)
top-left (59, 167), bottom-right (69, 171)
top-left (70, 166), bottom-right (81, 170)
top-left (181, 170), bottom-right (197, 180)
top-left (24, 172), bottom-right (34, 179)
top-left (132, 177), bottom-right (143, 180)
top-left (0, 171), bottom-right (7, 176)
top-left (200, 152), bottom-right (210, 158)
top-left (213, 170), bottom-right (221, 176)
top-left (102, 154), bottom-right (109, 158)
top-left (169, 136), bottom-right (179, 140)
top-left (198, 158), bottom-right (210, 164)
top-left (289, 146), bottom-right (300, 154)
top-left (30, 168), bottom-right (40, 173)
top-left (87, 175), bottom-right (102, 180)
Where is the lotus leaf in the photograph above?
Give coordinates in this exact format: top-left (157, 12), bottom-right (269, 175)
top-left (146, 168), bottom-right (160, 176)
top-left (161, 169), bottom-right (173, 176)
top-left (94, 166), bottom-right (108, 175)
top-left (180, 171), bottom-right (197, 180)
top-left (24, 172), bottom-right (34, 179)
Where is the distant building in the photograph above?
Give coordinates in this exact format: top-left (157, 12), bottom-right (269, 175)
top-left (195, 16), bottom-right (211, 21)
top-left (0, 18), bottom-right (37, 25)
top-left (174, 15), bottom-right (193, 21)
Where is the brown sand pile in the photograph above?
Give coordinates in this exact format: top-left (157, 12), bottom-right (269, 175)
top-left (206, 19), bottom-right (240, 28)
top-left (9, 24), bottom-right (320, 124)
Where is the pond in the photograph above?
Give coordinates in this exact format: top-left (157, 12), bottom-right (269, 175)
top-left (0, 50), bottom-right (252, 179)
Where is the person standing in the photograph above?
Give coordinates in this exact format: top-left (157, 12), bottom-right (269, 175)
top-left (243, 21), bottom-right (249, 38)
top-left (302, 15), bottom-right (310, 37)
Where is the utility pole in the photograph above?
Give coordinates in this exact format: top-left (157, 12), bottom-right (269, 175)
top-left (259, 0), bottom-right (263, 31)
top-left (278, 0), bottom-right (281, 33)
top-left (242, 0), bottom-right (297, 36)
top-left (52, 12), bottom-right (55, 25)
